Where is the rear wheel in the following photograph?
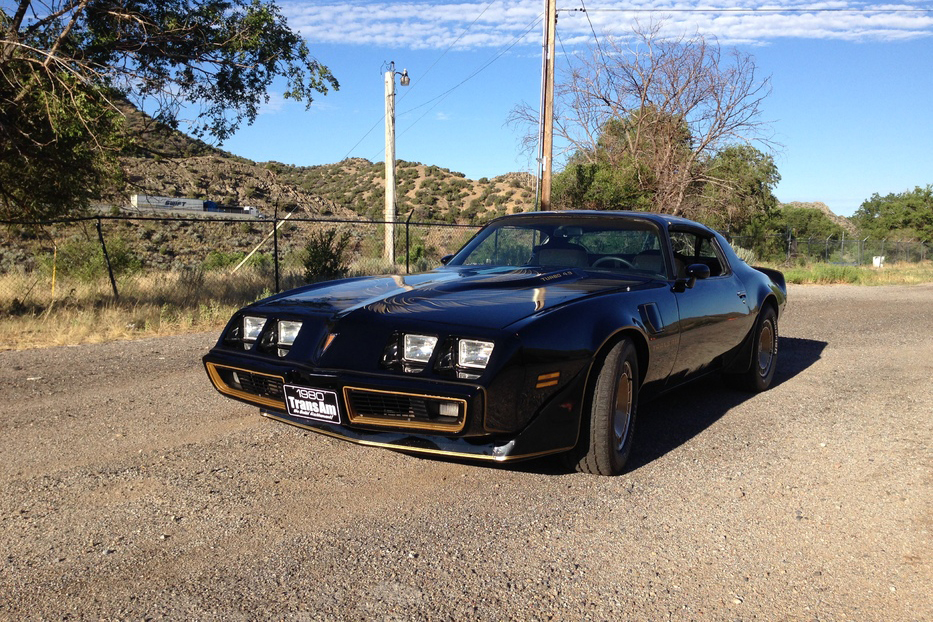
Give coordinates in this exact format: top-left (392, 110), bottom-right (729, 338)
top-left (743, 305), bottom-right (778, 391)
top-left (567, 338), bottom-right (639, 476)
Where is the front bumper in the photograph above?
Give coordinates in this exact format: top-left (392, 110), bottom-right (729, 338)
top-left (203, 349), bottom-right (583, 463)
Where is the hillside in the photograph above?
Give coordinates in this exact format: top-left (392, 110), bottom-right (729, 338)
top-left (112, 103), bottom-right (536, 223)
top-left (781, 201), bottom-right (856, 234)
top-left (113, 104), bottom-right (854, 229)
top-left (117, 155), bottom-right (536, 224)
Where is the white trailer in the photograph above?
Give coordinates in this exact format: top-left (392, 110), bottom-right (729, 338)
top-left (131, 194), bottom-right (205, 211)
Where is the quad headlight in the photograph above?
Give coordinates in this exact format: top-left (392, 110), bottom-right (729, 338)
top-left (458, 339), bottom-right (495, 369)
top-left (277, 320), bottom-right (302, 347)
top-left (403, 334), bottom-right (438, 363)
top-left (237, 316), bottom-right (300, 357)
top-left (243, 316), bottom-right (266, 343)
top-left (388, 333), bottom-right (495, 378)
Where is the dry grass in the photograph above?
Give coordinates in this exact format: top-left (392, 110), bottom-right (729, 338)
top-left (781, 261), bottom-right (933, 285)
top-left (0, 268), bottom-right (271, 351)
top-left (5, 260), bottom-right (933, 351)
top-left (0, 258), bottom-right (411, 351)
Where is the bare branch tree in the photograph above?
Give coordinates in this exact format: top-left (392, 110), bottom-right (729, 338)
top-left (512, 22), bottom-right (775, 217)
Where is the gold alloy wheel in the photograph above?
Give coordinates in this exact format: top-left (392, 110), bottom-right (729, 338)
top-left (757, 319), bottom-right (775, 377)
top-left (613, 361), bottom-right (634, 452)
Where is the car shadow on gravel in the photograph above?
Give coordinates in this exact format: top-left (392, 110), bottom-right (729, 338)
top-left (501, 336), bottom-right (828, 476)
top-left (624, 335), bottom-right (827, 472)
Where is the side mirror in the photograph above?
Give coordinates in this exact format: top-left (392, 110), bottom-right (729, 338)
top-left (440, 254), bottom-right (454, 265)
top-left (686, 263), bottom-right (711, 280)
top-left (673, 263), bottom-right (711, 292)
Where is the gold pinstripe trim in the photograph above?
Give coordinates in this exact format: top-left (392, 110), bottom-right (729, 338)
top-left (261, 412), bottom-right (573, 462)
top-left (206, 362), bottom-right (287, 410)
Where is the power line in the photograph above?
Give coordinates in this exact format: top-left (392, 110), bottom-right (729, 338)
top-left (341, 1), bottom-right (498, 162)
top-left (398, 0), bottom-right (497, 105)
top-left (566, 7), bottom-right (933, 14)
top-left (395, 14), bottom-right (544, 142)
top-left (578, 0), bottom-right (607, 68)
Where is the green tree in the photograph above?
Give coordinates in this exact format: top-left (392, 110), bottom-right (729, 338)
top-left (511, 22), bottom-right (773, 216)
top-left (698, 145), bottom-right (781, 231)
top-left (774, 204), bottom-right (844, 240)
top-left (302, 227), bottom-right (351, 283)
top-left (1, 0), bottom-right (337, 221)
top-left (852, 185), bottom-right (933, 243)
top-left (552, 117), bottom-right (780, 233)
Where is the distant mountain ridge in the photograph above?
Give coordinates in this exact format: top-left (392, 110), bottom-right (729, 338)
top-left (113, 103), bottom-right (848, 226)
top-left (112, 102), bottom-right (536, 222)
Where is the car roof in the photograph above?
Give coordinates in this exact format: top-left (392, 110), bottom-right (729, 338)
top-left (488, 210), bottom-right (714, 233)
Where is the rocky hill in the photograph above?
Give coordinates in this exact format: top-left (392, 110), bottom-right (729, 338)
top-left (781, 201), bottom-right (856, 234)
top-left (112, 104), bottom-right (536, 223)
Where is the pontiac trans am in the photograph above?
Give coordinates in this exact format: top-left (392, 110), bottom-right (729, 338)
top-left (203, 211), bottom-right (787, 475)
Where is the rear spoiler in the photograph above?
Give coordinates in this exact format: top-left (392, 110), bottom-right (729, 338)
top-left (753, 266), bottom-right (786, 295)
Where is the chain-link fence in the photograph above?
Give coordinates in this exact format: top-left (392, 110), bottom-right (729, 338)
top-left (3, 214), bottom-right (931, 316)
top-left (0, 214), bottom-right (480, 315)
top-left (728, 233), bottom-right (930, 265)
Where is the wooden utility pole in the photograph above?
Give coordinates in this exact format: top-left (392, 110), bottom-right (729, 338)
top-left (539, 0), bottom-right (557, 211)
top-left (384, 64), bottom-right (398, 263)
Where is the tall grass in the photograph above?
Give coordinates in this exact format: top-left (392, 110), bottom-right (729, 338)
top-left (4, 259), bottom-right (932, 351)
top-left (0, 268), bottom-right (268, 351)
top-left (0, 258), bottom-right (411, 351)
top-left (782, 261), bottom-right (933, 285)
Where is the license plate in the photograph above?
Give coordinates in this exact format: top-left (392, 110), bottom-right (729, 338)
top-left (283, 385), bottom-right (341, 424)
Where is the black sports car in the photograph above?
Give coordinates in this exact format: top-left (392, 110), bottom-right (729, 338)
top-left (204, 211), bottom-right (786, 475)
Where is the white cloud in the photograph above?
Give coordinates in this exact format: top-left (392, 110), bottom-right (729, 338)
top-left (435, 111), bottom-right (451, 121)
top-left (258, 91), bottom-right (288, 115)
top-left (282, 1), bottom-right (933, 48)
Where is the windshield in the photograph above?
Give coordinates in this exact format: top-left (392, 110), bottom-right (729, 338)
top-left (449, 216), bottom-right (670, 279)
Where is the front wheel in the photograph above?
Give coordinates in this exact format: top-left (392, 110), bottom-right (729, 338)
top-left (566, 338), bottom-right (639, 476)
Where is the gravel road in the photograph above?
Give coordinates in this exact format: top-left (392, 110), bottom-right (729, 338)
top-left (1, 284), bottom-right (930, 620)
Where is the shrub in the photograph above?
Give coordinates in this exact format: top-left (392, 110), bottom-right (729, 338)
top-left (732, 246), bottom-right (757, 264)
top-left (202, 250), bottom-right (245, 271)
top-left (40, 235), bottom-right (142, 283)
top-left (302, 227), bottom-right (352, 283)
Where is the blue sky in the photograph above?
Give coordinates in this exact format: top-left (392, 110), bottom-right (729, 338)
top-left (217, 1), bottom-right (933, 217)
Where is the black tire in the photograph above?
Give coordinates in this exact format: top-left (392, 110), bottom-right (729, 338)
top-left (743, 304), bottom-right (778, 392)
top-left (566, 338), bottom-right (639, 476)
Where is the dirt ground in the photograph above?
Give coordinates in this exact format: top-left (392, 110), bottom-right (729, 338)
top-left (0, 284), bottom-right (930, 620)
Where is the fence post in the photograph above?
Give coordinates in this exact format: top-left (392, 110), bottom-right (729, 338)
top-left (95, 217), bottom-right (119, 300)
top-left (405, 211), bottom-right (414, 274)
top-left (273, 203), bottom-right (280, 293)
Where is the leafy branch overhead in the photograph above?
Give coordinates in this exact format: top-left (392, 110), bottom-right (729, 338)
top-left (0, 0), bottom-right (337, 221)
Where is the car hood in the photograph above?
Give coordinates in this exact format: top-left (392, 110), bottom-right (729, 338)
top-left (252, 266), bottom-right (653, 330)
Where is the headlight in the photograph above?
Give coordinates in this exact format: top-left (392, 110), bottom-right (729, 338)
top-left (277, 320), bottom-right (302, 346)
top-left (458, 339), bottom-right (494, 369)
top-left (403, 334), bottom-right (438, 363)
top-left (243, 316), bottom-right (266, 342)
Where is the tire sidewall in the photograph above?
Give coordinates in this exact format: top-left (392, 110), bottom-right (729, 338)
top-left (750, 305), bottom-right (778, 391)
top-left (585, 338), bottom-right (639, 475)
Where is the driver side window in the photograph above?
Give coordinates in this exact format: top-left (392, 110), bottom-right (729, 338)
top-left (670, 230), bottom-right (730, 277)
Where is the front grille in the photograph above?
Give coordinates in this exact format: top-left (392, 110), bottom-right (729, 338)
top-left (206, 363), bottom-right (286, 410)
top-left (344, 387), bottom-right (466, 433)
top-left (235, 371), bottom-right (284, 400)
